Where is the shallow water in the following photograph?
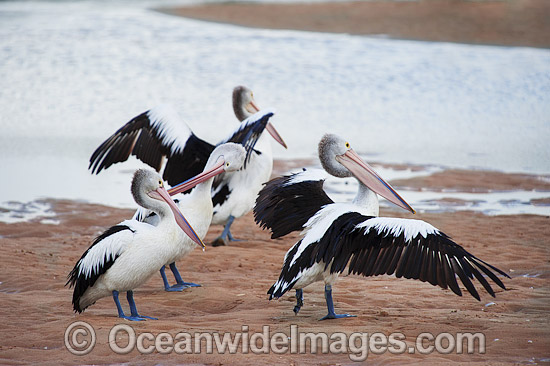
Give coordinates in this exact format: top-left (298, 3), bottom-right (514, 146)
top-left (1, 0), bottom-right (549, 219)
top-left (292, 165), bottom-right (550, 216)
top-left (0, 200), bottom-right (59, 225)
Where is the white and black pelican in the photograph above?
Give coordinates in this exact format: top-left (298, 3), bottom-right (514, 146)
top-left (89, 86), bottom-right (287, 246)
top-left (66, 169), bottom-right (205, 321)
top-left (254, 134), bottom-right (509, 320)
top-left (135, 143), bottom-right (247, 291)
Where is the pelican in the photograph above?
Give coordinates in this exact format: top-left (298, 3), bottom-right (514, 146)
top-left (66, 169), bottom-right (204, 321)
top-left (135, 143), bottom-right (247, 291)
top-left (254, 134), bottom-right (509, 320)
top-left (88, 86), bottom-right (287, 246)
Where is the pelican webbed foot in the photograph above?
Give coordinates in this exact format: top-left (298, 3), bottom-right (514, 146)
top-left (319, 284), bottom-right (356, 321)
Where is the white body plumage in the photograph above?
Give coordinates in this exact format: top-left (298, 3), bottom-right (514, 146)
top-left (136, 142), bottom-right (248, 267)
top-left (77, 218), bottom-right (181, 310)
top-left (270, 203), bottom-right (371, 296)
top-left (211, 132), bottom-right (274, 224)
top-left (162, 178), bottom-right (215, 266)
top-left (68, 169), bottom-right (205, 314)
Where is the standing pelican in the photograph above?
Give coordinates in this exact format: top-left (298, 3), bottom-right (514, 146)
top-left (254, 134), bottom-right (509, 320)
top-left (88, 86), bottom-right (287, 246)
top-left (66, 169), bottom-right (204, 320)
top-left (135, 143), bottom-right (247, 291)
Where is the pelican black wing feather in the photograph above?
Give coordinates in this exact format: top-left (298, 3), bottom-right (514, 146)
top-left (268, 238), bottom-right (319, 299)
top-left (221, 110), bottom-right (275, 168)
top-left (162, 134), bottom-right (215, 186)
top-left (212, 183), bottom-right (231, 209)
top-left (254, 171), bottom-right (334, 239)
top-left (66, 225), bottom-right (133, 313)
top-left (301, 213), bottom-right (508, 300)
top-left (89, 111), bottom-right (166, 174)
top-left (89, 105), bottom-right (215, 186)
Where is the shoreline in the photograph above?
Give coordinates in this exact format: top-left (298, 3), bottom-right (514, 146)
top-left (158, 0), bottom-right (550, 49)
top-left (2, 161), bottom-right (550, 222)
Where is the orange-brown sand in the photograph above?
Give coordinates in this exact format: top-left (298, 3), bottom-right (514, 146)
top-left (0, 165), bottom-right (549, 365)
top-left (159, 0), bottom-right (550, 48)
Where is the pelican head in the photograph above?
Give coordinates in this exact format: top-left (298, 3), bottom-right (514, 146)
top-left (233, 86), bottom-right (259, 121)
top-left (131, 169), bottom-right (205, 247)
top-left (318, 134), bottom-right (415, 213)
top-left (233, 86), bottom-right (287, 149)
top-left (206, 142), bottom-right (247, 174)
top-left (168, 143), bottom-right (246, 196)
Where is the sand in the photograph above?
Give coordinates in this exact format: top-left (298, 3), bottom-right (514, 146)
top-left (159, 0), bottom-right (550, 48)
top-left (0, 164), bottom-right (549, 365)
top-left (2, 1), bottom-right (550, 365)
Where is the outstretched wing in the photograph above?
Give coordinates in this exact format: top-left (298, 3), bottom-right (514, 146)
top-left (327, 214), bottom-right (509, 300)
top-left (162, 133), bottom-right (215, 186)
top-left (219, 108), bottom-right (275, 167)
top-left (270, 206), bottom-right (509, 300)
top-left (89, 104), bottom-right (215, 186)
top-left (254, 169), bottom-right (333, 239)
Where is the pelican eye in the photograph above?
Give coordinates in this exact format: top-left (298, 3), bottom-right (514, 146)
top-left (345, 142), bottom-right (350, 149)
top-left (226, 162), bottom-right (230, 167)
top-left (158, 180), bottom-right (163, 187)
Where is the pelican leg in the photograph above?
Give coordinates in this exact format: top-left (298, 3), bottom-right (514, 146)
top-left (293, 289), bottom-right (304, 315)
top-left (112, 290), bottom-right (144, 321)
top-left (168, 262), bottom-right (200, 290)
top-left (211, 216), bottom-right (241, 246)
top-left (126, 290), bottom-right (157, 320)
top-left (319, 284), bottom-right (356, 321)
top-left (112, 290), bottom-right (131, 319)
top-left (160, 265), bottom-right (173, 291)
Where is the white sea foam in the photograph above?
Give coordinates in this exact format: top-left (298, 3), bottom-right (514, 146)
top-left (0, 201), bottom-right (59, 224)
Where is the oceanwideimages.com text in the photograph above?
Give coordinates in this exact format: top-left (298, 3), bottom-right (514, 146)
top-left (65, 322), bottom-right (486, 361)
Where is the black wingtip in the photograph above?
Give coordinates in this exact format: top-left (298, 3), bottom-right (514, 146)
top-left (73, 304), bottom-right (84, 314)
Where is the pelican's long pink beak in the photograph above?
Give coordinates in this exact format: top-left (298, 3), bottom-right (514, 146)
top-left (336, 149), bottom-right (415, 214)
top-left (249, 100), bottom-right (260, 114)
top-left (168, 159), bottom-right (226, 196)
top-left (249, 100), bottom-right (287, 149)
top-left (150, 186), bottom-right (206, 249)
top-left (266, 122), bottom-right (288, 149)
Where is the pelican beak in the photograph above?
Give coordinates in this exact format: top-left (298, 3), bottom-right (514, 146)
top-left (266, 122), bottom-right (288, 149)
top-left (249, 100), bottom-right (287, 148)
top-left (168, 159), bottom-right (226, 196)
top-left (248, 100), bottom-right (261, 113)
top-left (336, 149), bottom-right (416, 214)
top-left (150, 186), bottom-right (206, 249)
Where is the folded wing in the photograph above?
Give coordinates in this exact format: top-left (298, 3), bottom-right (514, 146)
top-left (254, 169), bottom-right (333, 239)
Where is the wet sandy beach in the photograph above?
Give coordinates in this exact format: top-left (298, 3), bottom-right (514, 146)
top-left (159, 0), bottom-right (550, 48)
